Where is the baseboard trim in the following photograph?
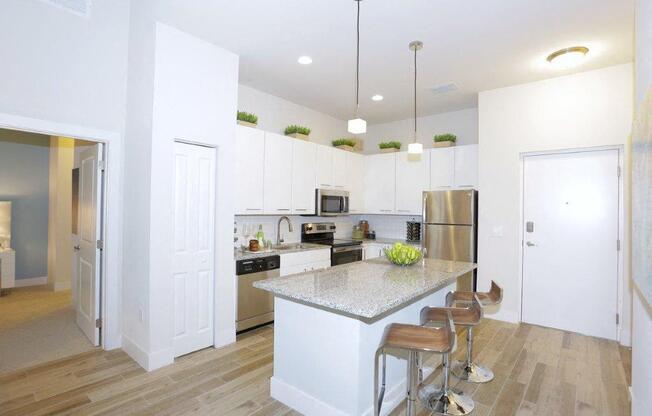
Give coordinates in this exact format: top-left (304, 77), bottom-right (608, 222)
top-left (122, 335), bottom-right (174, 372)
top-left (270, 368), bottom-right (435, 416)
top-left (14, 276), bottom-right (47, 287)
top-left (51, 281), bottom-right (71, 291)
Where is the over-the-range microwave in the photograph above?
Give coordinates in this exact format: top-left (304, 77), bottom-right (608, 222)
top-left (315, 189), bottom-right (349, 216)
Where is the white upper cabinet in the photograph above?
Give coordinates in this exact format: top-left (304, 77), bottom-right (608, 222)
top-left (263, 132), bottom-right (293, 214)
top-left (364, 153), bottom-right (396, 214)
top-left (235, 126), bottom-right (265, 214)
top-left (429, 147), bottom-right (454, 190)
top-left (396, 151), bottom-right (430, 215)
top-left (292, 140), bottom-right (317, 214)
top-left (332, 148), bottom-right (348, 189)
top-left (346, 151), bottom-right (365, 213)
top-left (453, 144), bottom-right (478, 188)
top-left (315, 145), bottom-right (333, 189)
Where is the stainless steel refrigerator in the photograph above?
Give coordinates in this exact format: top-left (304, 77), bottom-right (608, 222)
top-left (422, 189), bottom-right (478, 292)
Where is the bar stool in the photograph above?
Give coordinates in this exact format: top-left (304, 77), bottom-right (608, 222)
top-left (418, 295), bottom-right (482, 416)
top-left (374, 316), bottom-right (456, 416)
top-left (447, 281), bottom-right (503, 383)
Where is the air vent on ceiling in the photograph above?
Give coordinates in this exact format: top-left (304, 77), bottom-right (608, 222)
top-left (430, 83), bottom-right (458, 95)
top-left (39, 0), bottom-right (92, 18)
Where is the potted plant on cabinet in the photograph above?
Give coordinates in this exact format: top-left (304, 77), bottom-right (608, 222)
top-left (237, 111), bottom-right (258, 127)
top-left (378, 141), bottom-right (402, 153)
top-left (332, 138), bottom-right (357, 152)
top-left (433, 133), bottom-right (457, 148)
top-left (284, 125), bottom-right (311, 140)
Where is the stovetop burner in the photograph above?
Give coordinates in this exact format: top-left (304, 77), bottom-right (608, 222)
top-left (300, 222), bottom-right (362, 248)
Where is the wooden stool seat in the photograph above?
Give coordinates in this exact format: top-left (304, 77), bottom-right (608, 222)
top-left (421, 295), bottom-right (482, 327)
top-left (380, 323), bottom-right (455, 354)
top-left (446, 280), bottom-right (503, 307)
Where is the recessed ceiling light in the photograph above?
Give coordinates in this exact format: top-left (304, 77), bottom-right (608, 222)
top-left (297, 56), bottom-right (312, 65)
top-left (371, 94), bottom-right (384, 101)
top-left (546, 46), bottom-right (589, 69)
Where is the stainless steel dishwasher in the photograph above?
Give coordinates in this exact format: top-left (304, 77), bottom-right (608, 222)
top-left (236, 255), bottom-right (279, 332)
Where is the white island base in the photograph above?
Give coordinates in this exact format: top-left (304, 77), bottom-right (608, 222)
top-left (270, 283), bottom-right (454, 416)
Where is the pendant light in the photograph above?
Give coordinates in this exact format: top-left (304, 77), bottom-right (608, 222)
top-left (407, 40), bottom-right (423, 155)
top-left (348, 0), bottom-right (367, 134)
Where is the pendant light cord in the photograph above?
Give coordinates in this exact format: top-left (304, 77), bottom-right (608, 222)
top-left (355, 0), bottom-right (361, 116)
top-left (414, 46), bottom-right (417, 139)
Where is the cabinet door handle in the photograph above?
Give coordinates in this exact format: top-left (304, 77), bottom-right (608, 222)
top-left (294, 208), bottom-right (307, 212)
top-left (245, 208), bottom-right (262, 211)
top-left (398, 210), bottom-right (411, 213)
top-left (277, 209), bottom-right (290, 211)
top-left (380, 209), bottom-right (393, 213)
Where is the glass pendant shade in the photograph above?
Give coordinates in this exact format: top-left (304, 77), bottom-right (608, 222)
top-left (408, 142), bottom-right (423, 155)
top-left (348, 118), bottom-right (367, 134)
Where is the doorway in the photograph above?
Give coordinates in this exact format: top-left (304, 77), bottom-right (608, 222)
top-left (0, 128), bottom-right (105, 372)
top-left (521, 148), bottom-right (621, 340)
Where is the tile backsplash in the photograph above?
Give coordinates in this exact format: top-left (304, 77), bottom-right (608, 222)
top-left (235, 214), bottom-right (420, 248)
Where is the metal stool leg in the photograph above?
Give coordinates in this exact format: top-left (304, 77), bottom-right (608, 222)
top-left (421, 352), bottom-right (475, 416)
top-left (374, 350), bottom-right (387, 416)
top-left (406, 351), bottom-right (419, 416)
top-left (451, 327), bottom-right (494, 383)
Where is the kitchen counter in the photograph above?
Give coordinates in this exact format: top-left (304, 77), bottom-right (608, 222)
top-left (254, 257), bottom-right (475, 416)
top-left (255, 257), bottom-right (474, 321)
top-left (234, 243), bottom-right (328, 261)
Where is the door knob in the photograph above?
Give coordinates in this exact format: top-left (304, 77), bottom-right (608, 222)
top-left (73, 245), bottom-right (81, 251)
top-left (526, 241), bottom-right (536, 247)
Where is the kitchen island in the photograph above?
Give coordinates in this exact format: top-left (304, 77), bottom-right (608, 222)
top-left (254, 258), bottom-right (476, 416)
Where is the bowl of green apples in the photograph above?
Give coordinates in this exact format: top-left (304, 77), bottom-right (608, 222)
top-left (384, 243), bottom-right (422, 266)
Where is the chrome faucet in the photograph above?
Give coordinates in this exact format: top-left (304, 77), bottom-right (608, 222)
top-left (276, 216), bottom-right (294, 245)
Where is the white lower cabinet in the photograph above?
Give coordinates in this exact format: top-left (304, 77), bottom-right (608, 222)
top-left (280, 249), bottom-right (331, 276)
top-left (0, 249), bottom-right (15, 289)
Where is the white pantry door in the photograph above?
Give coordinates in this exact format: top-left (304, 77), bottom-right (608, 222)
top-left (522, 149), bottom-right (620, 340)
top-left (76, 144), bottom-right (104, 346)
top-left (173, 142), bottom-right (216, 357)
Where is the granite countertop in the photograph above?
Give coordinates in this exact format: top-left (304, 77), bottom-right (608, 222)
top-left (235, 243), bottom-right (329, 261)
top-left (254, 258), bottom-right (475, 320)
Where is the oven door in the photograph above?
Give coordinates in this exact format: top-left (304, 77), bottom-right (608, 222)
top-left (317, 190), bottom-right (350, 216)
top-left (331, 246), bottom-right (363, 266)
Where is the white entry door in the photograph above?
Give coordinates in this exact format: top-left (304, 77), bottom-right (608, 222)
top-left (522, 149), bottom-right (620, 340)
top-left (173, 142), bottom-right (216, 357)
top-left (76, 144), bottom-right (104, 346)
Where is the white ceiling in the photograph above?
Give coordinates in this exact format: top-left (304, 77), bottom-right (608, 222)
top-left (157, 0), bottom-right (634, 124)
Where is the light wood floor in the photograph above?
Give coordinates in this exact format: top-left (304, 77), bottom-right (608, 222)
top-left (0, 319), bottom-right (630, 416)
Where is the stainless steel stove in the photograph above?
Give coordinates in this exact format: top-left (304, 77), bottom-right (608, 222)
top-left (301, 223), bottom-right (363, 266)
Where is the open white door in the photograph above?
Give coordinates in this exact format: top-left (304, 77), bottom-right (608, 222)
top-left (76, 143), bottom-right (103, 346)
top-left (522, 149), bottom-right (620, 340)
top-left (173, 142), bottom-right (216, 357)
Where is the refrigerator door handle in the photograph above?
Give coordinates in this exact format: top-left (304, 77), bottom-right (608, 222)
top-left (421, 192), bottom-right (428, 253)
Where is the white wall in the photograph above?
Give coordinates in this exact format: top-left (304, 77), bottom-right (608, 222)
top-left (238, 85), bottom-right (348, 147)
top-left (145, 23), bottom-right (239, 369)
top-left (0, 0), bottom-right (129, 350)
top-left (631, 0), bottom-right (652, 414)
top-left (363, 108), bottom-right (478, 154)
top-left (477, 64), bottom-right (634, 330)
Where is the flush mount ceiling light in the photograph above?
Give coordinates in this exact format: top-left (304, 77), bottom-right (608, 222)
top-left (371, 94), bottom-right (384, 101)
top-left (407, 40), bottom-right (423, 156)
top-left (297, 56), bottom-right (313, 65)
top-left (546, 46), bottom-right (589, 69)
top-left (348, 0), bottom-right (367, 135)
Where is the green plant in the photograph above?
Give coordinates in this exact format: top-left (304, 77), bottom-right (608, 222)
top-left (284, 125), bottom-right (311, 136)
top-left (237, 111), bottom-right (258, 124)
top-left (433, 133), bottom-right (457, 143)
top-left (378, 141), bottom-right (402, 149)
top-left (332, 138), bottom-right (356, 147)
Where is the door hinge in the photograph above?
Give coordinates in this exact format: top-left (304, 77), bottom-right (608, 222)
top-left (617, 166), bottom-right (621, 178)
top-left (617, 239), bottom-right (621, 251)
top-left (95, 318), bottom-right (102, 328)
top-left (97, 240), bottom-right (104, 250)
top-left (98, 160), bottom-right (106, 172)
top-left (616, 314), bottom-right (620, 325)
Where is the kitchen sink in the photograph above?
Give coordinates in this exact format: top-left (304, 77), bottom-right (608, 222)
top-left (272, 243), bottom-right (310, 251)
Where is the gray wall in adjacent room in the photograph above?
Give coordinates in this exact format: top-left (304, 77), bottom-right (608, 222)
top-left (0, 129), bottom-right (49, 279)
